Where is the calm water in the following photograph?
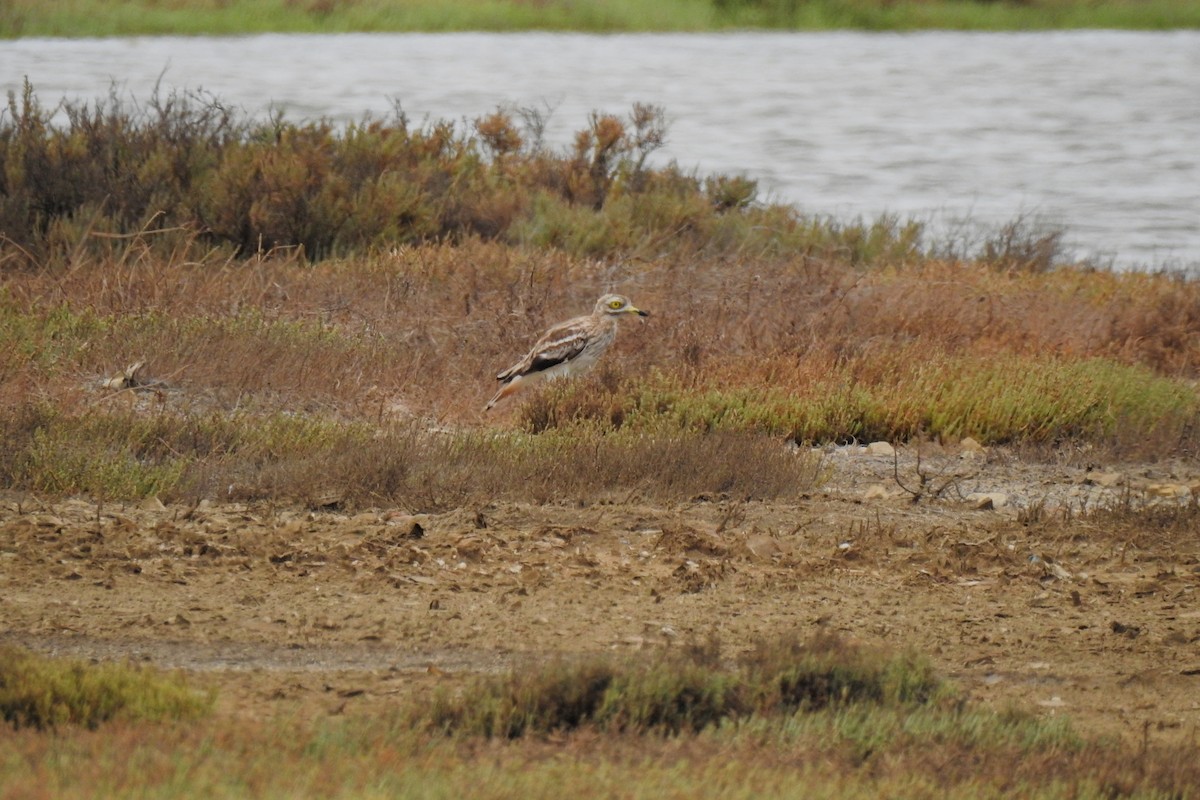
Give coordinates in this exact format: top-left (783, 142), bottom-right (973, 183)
top-left (3, 31), bottom-right (1198, 268)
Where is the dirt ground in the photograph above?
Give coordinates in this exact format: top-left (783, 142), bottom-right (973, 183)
top-left (3, 442), bottom-right (1199, 745)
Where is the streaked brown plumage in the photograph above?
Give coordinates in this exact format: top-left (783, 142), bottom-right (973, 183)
top-left (485, 294), bottom-right (649, 411)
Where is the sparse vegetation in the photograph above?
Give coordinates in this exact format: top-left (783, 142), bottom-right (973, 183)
top-left (4, 81), bottom-right (1200, 799)
top-left (420, 633), bottom-right (944, 738)
top-left (4, 86), bottom-right (1200, 505)
top-left (1, 406), bottom-right (827, 505)
top-left (4, 635), bottom-right (1200, 798)
top-left (0, 646), bottom-right (212, 730)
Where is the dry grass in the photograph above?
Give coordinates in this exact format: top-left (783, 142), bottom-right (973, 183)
top-left (3, 635), bottom-right (1199, 798)
top-left (5, 89), bottom-right (1200, 505)
top-left (0, 404), bottom-right (823, 506)
top-left (5, 231), bottom-right (1200, 503)
top-left (8, 238), bottom-right (1200, 405)
top-left (6, 86), bottom-right (1200, 800)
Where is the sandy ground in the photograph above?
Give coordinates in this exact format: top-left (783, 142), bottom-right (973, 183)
top-left (3, 442), bottom-right (1199, 744)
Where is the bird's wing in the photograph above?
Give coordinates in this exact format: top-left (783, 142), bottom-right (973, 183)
top-left (496, 317), bottom-right (592, 382)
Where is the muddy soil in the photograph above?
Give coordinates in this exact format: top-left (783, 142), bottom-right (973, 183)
top-left (3, 443), bottom-right (1199, 743)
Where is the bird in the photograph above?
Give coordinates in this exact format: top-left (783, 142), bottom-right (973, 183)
top-left (485, 293), bottom-right (650, 411)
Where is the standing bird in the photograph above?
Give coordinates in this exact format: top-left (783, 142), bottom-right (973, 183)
top-left (485, 293), bottom-right (650, 411)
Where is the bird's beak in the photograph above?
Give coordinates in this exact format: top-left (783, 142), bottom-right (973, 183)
top-left (630, 307), bottom-right (649, 317)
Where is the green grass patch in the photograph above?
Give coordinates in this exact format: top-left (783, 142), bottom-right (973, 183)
top-left (716, 0), bottom-right (1200, 31)
top-left (3, 636), bottom-right (1199, 798)
top-left (0, 646), bottom-right (212, 730)
top-left (525, 353), bottom-right (1200, 450)
top-left (419, 633), bottom-right (947, 738)
top-left (2, 0), bottom-right (1197, 37)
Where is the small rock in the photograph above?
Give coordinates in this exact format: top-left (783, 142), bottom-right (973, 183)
top-left (966, 492), bottom-right (1008, 510)
top-left (866, 441), bottom-right (895, 457)
top-left (1083, 470), bottom-right (1124, 488)
top-left (385, 514), bottom-right (426, 539)
top-left (140, 496), bottom-right (167, 512)
top-left (960, 437), bottom-right (985, 454)
top-left (1146, 483), bottom-right (1188, 498)
top-left (452, 535), bottom-right (488, 562)
top-left (863, 484), bottom-right (891, 501)
top-left (102, 361), bottom-right (147, 390)
top-left (1111, 620), bottom-right (1142, 638)
top-left (308, 489), bottom-right (345, 510)
top-left (1042, 560), bottom-right (1072, 581)
top-left (744, 534), bottom-right (785, 560)
top-left (347, 512), bottom-right (381, 527)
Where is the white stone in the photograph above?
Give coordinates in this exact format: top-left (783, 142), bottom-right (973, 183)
top-left (960, 437), bottom-right (985, 454)
top-left (966, 492), bottom-right (1008, 510)
top-left (863, 484), bottom-right (891, 500)
top-left (1083, 470), bottom-right (1123, 488)
top-left (1146, 483), bottom-right (1188, 498)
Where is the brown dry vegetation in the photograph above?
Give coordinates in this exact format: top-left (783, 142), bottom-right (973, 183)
top-left (4, 238), bottom-right (1200, 457)
top-left (4, 86), bottom-right (1200, 797)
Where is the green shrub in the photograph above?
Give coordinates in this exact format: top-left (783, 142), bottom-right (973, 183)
top-left (419, 633), bottom-right (945, 738)
top-left (522, 355), bottom-right (1200, 448)
top-left (0, 646), bottom-right (212, 730)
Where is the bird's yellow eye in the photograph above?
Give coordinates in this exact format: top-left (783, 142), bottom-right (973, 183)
top-left (608, 300), bottom-right (623, 309)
